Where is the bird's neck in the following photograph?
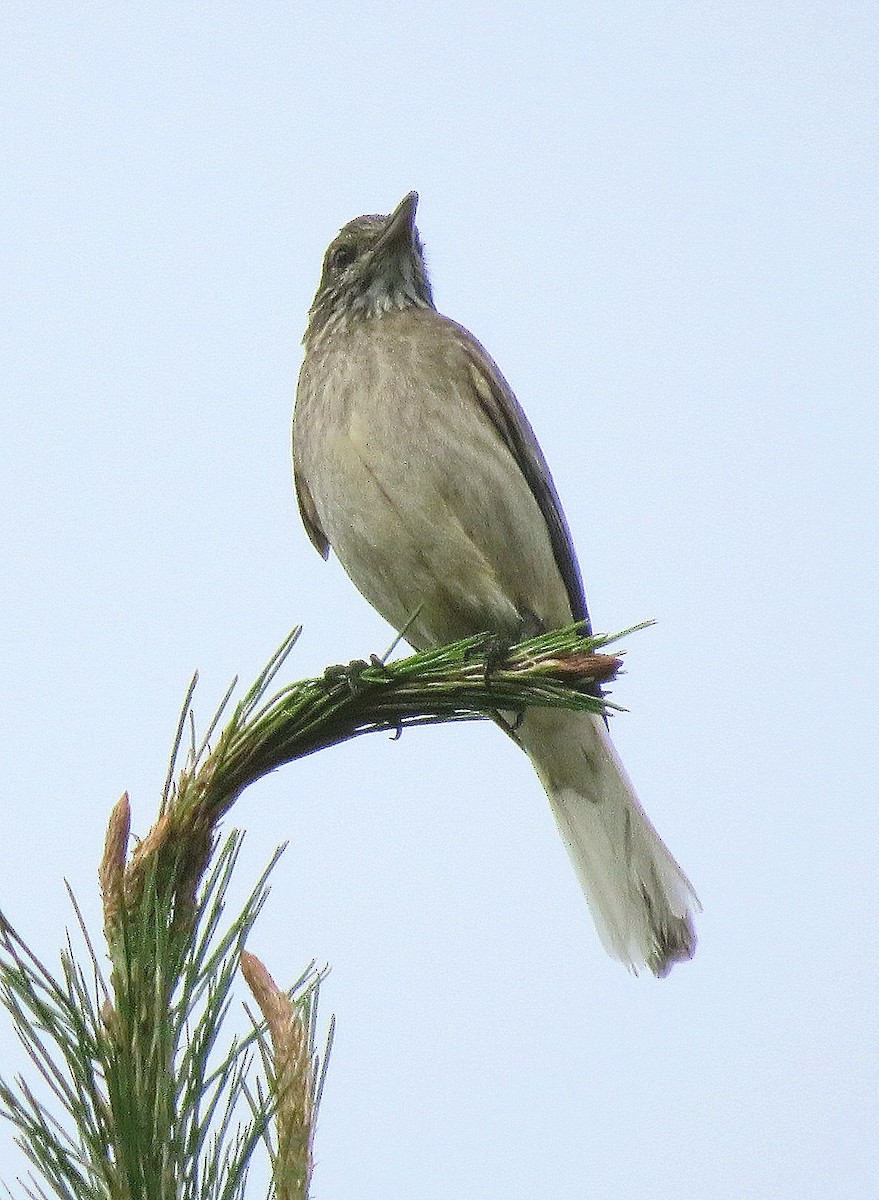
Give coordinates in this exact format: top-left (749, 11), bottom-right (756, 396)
top-left (304, 284), bottom-right (433, 351)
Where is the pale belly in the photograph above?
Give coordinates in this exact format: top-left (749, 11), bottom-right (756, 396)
top-left (294, 327), bottom-right (573, 650)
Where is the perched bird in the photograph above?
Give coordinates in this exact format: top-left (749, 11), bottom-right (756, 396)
top-left (293, 192), bottom-right (698, 976)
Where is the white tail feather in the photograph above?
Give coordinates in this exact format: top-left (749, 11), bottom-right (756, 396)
top-left (517, 708), bottom-right (698, 977)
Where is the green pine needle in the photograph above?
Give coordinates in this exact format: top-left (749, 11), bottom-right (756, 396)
top-left (0, 619), bottom-right (641, 1198)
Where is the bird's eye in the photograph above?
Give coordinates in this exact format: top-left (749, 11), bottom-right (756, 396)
top-left (330, 244), bottom-right (357, 272)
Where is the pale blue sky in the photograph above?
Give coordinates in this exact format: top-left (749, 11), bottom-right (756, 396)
top-left (1, 4), bottom-right (876, 1197)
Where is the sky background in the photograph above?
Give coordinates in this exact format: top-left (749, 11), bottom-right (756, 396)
top-left (1, 3), bottom-right (876, 1197)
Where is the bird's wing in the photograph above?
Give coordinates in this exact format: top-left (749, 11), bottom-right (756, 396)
top-left (459, 326), bottom-right (591, 631)
top-left (293, 457), bottom-right (330, 559)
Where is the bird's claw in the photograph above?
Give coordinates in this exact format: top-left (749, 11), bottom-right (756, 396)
top-left (323, 658), bottom-right (370, 696)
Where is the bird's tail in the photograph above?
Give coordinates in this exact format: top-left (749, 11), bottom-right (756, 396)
top-left (516, 708), bottom-right (698, 977)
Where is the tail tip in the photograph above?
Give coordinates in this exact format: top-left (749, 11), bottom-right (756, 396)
top-left (647, 914), bottom-right (698, 979)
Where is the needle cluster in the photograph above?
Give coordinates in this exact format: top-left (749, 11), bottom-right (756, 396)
top-left (0, 620), bottom-right (630, 1197)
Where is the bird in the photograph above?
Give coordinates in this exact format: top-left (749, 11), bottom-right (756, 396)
top-left (292, 192), bottom-right (698, 976)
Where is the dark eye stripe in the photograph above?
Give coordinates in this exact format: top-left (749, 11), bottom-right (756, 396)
top-left (330, 245), bottom-right (356, 271)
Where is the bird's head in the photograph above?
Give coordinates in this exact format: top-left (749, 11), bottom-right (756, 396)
top-left (304, 192), bottom-right (435, 344)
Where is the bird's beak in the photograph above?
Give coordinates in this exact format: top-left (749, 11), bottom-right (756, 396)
top-left (374, 191), bottom-right (419, 254)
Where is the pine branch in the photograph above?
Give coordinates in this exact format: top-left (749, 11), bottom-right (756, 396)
top-left (0, 620), bottom-right (636, 1199)
top-left (164, 619), bottom-right (627, 832)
